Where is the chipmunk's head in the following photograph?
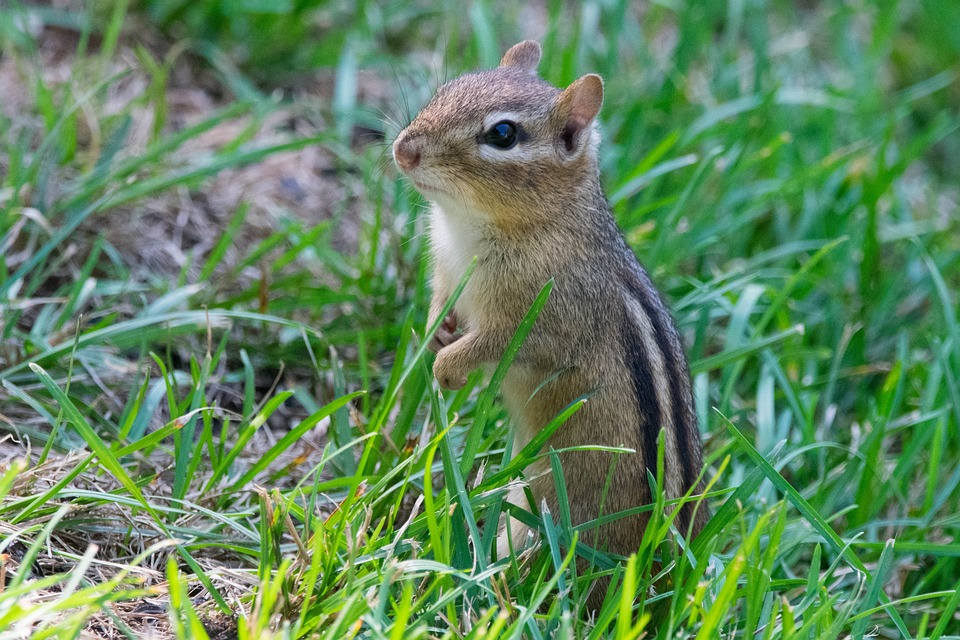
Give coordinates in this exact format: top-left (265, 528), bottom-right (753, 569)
top-left (392, 41), bottom-right (604, 224)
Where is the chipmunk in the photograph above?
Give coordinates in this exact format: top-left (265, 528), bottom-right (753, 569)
top-left (393, 41), bottom-right (708, 576)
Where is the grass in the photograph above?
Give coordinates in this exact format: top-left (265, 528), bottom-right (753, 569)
top-left (1, 0), bottom-right (959, 637)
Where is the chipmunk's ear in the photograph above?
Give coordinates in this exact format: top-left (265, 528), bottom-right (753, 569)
top-left (500, 41), bottom-right (542, 74)
top-left (553, 74), bottom-right (604, 158)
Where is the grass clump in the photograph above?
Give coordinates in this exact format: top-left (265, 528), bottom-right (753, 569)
top-left (0, 0), bottom-right (959, 638)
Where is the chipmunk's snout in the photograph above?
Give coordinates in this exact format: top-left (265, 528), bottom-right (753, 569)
top-left (393, 131), bottom-right (422, 172)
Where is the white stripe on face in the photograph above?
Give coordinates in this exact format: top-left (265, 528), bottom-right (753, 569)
top-left (477, 113), bottom-right (555, 164)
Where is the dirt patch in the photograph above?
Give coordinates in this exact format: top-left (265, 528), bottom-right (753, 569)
top-left (0, 14), bottom-right (399, 291)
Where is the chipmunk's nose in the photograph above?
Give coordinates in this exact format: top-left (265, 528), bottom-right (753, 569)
top-left (393, 131), bottom-right (422, 171)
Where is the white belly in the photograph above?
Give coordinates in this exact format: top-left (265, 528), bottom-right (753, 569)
top-left (429, 202), bottom-right (486, 326)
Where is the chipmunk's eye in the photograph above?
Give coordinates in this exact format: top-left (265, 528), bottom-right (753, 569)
top-left (482, 121), bottom-right (518, 149)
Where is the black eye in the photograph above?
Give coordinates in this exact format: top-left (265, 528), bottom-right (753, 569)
top-left (482, 120), bottom-right (519, 149)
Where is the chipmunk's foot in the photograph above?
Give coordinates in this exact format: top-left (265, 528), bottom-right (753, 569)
top-left (496, 517), bottom-right (536, 560)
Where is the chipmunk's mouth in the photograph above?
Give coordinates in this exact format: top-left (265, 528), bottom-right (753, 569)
top-left (412, 179), bottom-right (450, 197)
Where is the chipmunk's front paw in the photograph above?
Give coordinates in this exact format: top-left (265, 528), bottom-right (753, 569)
top-left (433, 351), bottom-right (470, 390)
top-left (428, 312), bottom-right (460, 354)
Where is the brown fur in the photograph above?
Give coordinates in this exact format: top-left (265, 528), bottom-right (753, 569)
top-left (393, 41), bottom-right (708, 602)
